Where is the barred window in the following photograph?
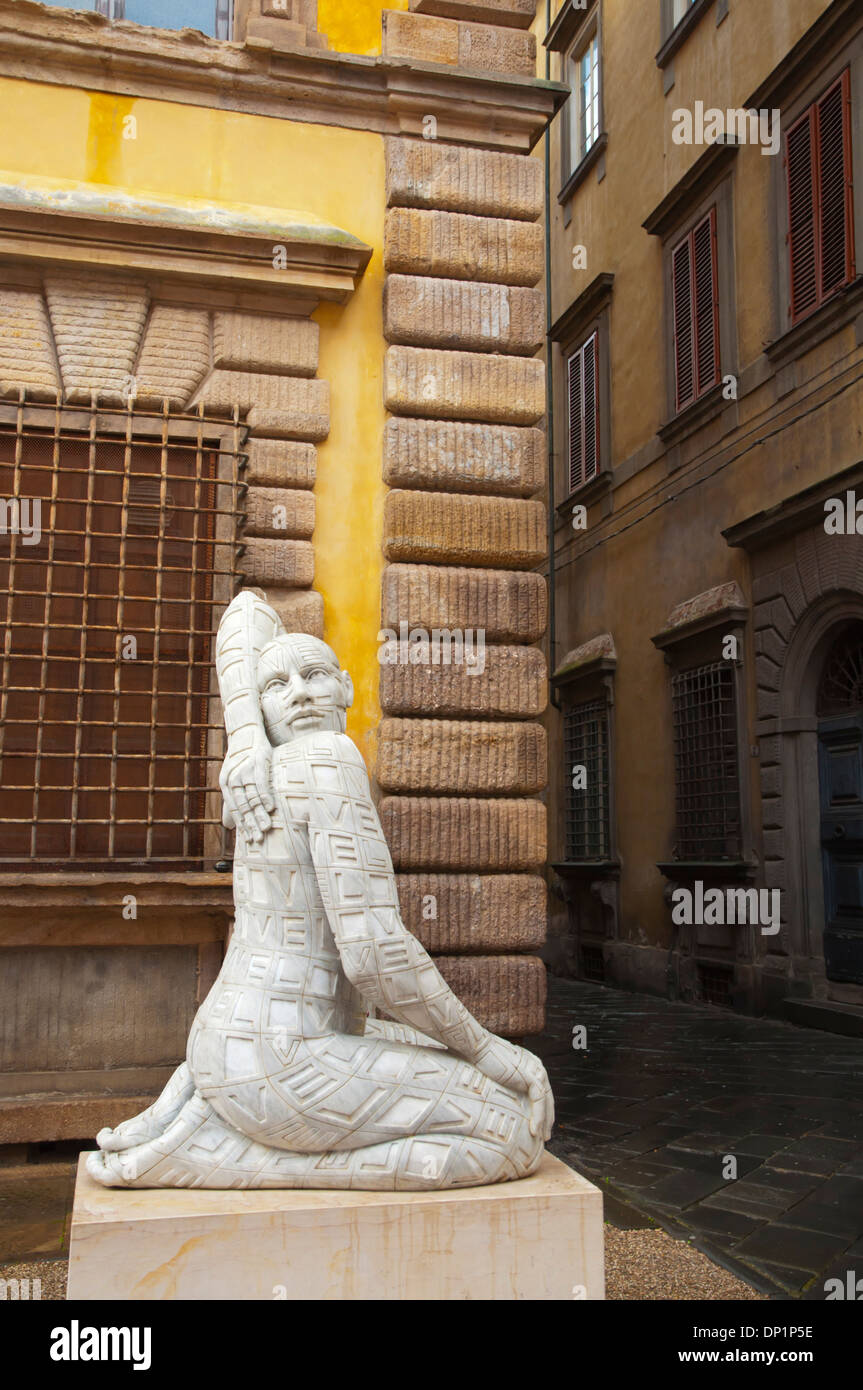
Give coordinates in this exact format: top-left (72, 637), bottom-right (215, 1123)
top-left (564, 697), bottom-right (610, 861)
top-left (0, 397), bottom-right (244, 870)
top-left (671, 661), bottom-right (741, 860)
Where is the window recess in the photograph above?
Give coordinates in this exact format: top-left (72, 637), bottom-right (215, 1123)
top-left (0, 394), bottom-right (244, 871)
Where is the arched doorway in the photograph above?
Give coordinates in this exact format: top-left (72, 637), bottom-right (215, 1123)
top-left (817, 622), bottom-right (863, 985)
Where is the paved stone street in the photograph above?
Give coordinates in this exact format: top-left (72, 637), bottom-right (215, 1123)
top-left (537, 978), bottom-right (863, 1299)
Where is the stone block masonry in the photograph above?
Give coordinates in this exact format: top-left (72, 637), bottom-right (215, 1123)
top-left (381, 138), bottom-right (548, 1035)
top-left (0, 278), bottom-right (327, 636)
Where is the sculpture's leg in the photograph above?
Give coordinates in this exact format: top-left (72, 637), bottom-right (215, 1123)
top-left (86, 1088), bottom-right (542, 1191)
top-left (95, 1064), bottom-right (195, 1153)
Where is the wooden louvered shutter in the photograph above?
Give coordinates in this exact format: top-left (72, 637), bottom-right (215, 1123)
top-left (694, 209), bottom-right (720, 396)
top-left (818, 69), bottom-right (855, 300)
top-left (567, 332), bottom-right (599, 492)
top-left (787, 69), bottom-right (855, 325)
top-left (673, 234), bottom-right (695, 411)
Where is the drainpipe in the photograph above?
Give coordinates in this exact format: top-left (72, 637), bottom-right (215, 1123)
top-left (544, 0), bottom-right (561, 712)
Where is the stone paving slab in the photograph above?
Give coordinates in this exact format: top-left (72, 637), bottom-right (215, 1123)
top-left (538, 978), bottom-right (863, 1299)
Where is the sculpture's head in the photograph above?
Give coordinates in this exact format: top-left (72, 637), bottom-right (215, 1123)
top-left (256, 633), bottom-right (354, 745)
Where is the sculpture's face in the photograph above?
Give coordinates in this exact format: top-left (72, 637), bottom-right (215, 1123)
top-left (257, 634), bottom-right (353, 745)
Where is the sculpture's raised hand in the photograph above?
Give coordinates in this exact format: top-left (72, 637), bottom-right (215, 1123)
top-left (473, 1035), bottom-right (554, 1141)
top-left (220, 728), bottom-right (276, 844)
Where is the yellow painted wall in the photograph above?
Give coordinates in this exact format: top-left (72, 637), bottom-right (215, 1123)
top-left (319, 0), bottom-right (408, 57)
top-left (0, 77), bottom-right (387, 767)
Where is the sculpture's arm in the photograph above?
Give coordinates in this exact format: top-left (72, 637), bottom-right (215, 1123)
top-left (216, 589), bottom-right (284, 843)
top-left (297, 733), bottom-right (552, 1132)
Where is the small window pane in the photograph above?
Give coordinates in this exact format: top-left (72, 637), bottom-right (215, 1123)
top-left (673, 0), bottom-right (697, 24)
top-left (568, 31), bottom-right (600, 169)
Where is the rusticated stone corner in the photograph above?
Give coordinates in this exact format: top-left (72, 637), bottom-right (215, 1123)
top-left (380, 642), bottom-right (547, 717)
top-left (410, 0), bottom-right (537, 32)
top-left (386, 137), bottom-right (544, 222)
top-left (384, 276), bottom-right (544, 355)
top-left (245, 486), bottom-right (315, 539)
top-left (436, 954), bottom-right (546, 1037)
top-left (240, 537), bottom-right (314, 587)
top-left (381, 795), bottom-right (547, 870)
top-left (396, 872), bottom-right (547, 952)
top-left (384, 208), bottom-right (544, 287)
top-left (266, 586), bottom-right (324, 637)
top-left (377, 718), bottom-right (546, 795)
top-left (213, 313), bottom-right (319, 377)
top-left (385, 347), bottom-right (545, 424)
top-left (245, 439), bottom-right (317, 489)
top-left (384, 490), bottom-right (545, 568)
top-left (384, 418), bottom-right (544, 497)
top-left (381, 563), bottom-right (547, 644)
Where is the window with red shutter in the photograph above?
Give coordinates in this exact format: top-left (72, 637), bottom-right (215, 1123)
top-left (672, 207), bottom-right (720, 413)
top-left (786, 69), bottom-right (855, 325)
top-left (567, 331), bottom-right (600, 492)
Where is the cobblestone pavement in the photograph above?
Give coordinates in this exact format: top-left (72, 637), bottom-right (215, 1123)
top-left (535, 978), bottom-right (863, 1300)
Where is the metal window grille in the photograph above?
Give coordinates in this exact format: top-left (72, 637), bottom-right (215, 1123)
top-left (0, 394), bottom-right (245, 871)
top-left (672, 661), bottom-right (741, 861)
top-left (580, 944), bottom-right (606, 984)
top-left (564, 697), bottom-right (610, 861)
top-left (698, 963), bottom-right (733, 1008)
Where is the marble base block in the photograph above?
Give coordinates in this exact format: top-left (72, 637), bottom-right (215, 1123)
top-left (68, 1152), bottom-right (604, 1300)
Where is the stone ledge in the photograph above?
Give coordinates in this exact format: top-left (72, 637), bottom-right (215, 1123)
top-left (382, 10), bottom-right (537, 77)
top-left (410, 0), bottom-right (537, 30)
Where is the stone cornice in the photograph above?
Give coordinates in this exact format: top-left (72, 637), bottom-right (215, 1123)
top-left (0, 0), bottom-right (566, 153)
top-left (0, 182), bottom-right (372, 308)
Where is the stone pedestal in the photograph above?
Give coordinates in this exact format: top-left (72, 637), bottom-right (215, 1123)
top-left (68, 1152), bottom-right (604, 1300)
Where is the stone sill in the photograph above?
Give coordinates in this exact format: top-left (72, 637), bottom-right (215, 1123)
top-left (765, 277), bottom-right (863, 371)
top-left (658, 381), bottom-right (726, 450)
top-left (556, 469), bottom-right (613, 521)
top-left (0, 871), bottom-right (234, 911)
top-left (657, 860), bottom-right (757, 883)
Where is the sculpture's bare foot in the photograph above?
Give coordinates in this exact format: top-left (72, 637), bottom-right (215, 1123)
top-left (96, 1063), bottom-right (194, 1153)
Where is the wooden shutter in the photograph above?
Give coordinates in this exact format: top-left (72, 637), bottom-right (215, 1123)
top-left (567, 332), bottom-right (599, 492)
top-left (787, 69), bottom-right (855, 324)
top-left (694, 209), bottom-right (720, 396)
top-left (673, 210), bottom-right (719, 412)
top-left (818, 70), bottom-right (855, 299)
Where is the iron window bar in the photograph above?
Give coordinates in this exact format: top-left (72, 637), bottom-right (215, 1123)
top-left (671, 661), bottom-right (741, 861)
top-left (564, 696), bottom-right (610, 862)
top-left (0, 391), bottom-right (246, 871)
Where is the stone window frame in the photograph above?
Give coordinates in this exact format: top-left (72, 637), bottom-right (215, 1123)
top-left (652, 589), bottom-right (754, 880)
top-left (550, 272), bottom-right (614, 524)
top-left (656, 0), bottom-right (716, 70)
top-left (551, 636), bottom-right (618, 872)
top-left (643, 145), bottom-right (739, 451)
top-left (546, 0), bottom-right (608, 205)
top-left (763, 20), bottom-right (863, 368)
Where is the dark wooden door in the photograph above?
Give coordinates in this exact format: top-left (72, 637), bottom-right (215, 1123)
top-left (818, 714), bottom-right (863, 984)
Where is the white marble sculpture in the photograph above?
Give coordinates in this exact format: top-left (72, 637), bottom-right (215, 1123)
top-left (87, 591), bottom-right (553, 1190)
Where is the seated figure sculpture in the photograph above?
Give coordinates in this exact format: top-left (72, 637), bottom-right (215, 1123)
top-left (87, 591), bottom-right (553, 1191)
